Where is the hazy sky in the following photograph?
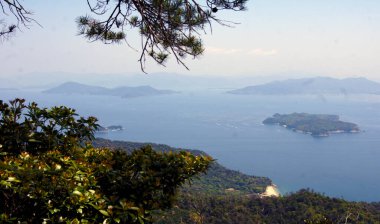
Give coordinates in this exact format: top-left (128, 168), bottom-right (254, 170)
top-left (1, 0), bottom-right (380, 80)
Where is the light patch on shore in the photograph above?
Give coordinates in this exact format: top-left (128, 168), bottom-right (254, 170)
top-left (260, 184), bottom-right (280, 198)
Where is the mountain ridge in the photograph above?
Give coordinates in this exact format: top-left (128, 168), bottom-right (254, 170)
top-left (43, 81), bottom-right (179, 98)
top-left (227, 77), bottom-right (380, 95)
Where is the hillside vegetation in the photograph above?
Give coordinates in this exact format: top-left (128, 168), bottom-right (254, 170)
top-left (94, 139), bottom-right (380, 224)
top-left (156, 190), bottom-right (380, 223)
top-left (93, 138), bottom-right (271, 195)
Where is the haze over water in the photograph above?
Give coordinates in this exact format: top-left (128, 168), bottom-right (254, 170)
top-left (2, 89), bottom-right (380, 202)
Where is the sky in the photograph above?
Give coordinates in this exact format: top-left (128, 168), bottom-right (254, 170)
top-left (1, 0), bottom-right (380, 81)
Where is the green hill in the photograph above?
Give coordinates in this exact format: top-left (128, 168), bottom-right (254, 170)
top-left (93, 138), bottom-right (271, 195)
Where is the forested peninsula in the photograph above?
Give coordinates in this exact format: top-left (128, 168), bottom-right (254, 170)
top-left (94, 138), bottom-right (380, 223)
top-left (263, 113), bottom-right (359, 137)
top-left (93, 138), bottom-right (272, 195)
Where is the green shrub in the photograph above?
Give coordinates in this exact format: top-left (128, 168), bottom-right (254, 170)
top-left (0, 99), bottom-right (211, 223)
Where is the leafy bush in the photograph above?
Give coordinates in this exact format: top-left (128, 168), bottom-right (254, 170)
top-left (0, 98), bottom-right (98, 154)
top-left (0, 99), bottom-right (211, 223)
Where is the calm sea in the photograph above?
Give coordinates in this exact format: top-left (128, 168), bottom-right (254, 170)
top-left (2, 89), bottom-right (380, 202)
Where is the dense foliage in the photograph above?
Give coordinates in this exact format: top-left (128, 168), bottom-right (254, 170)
top-left (0, 98), bottom-right (98, 154)
top-left (156, 190), bottom-right (380, 224)
top-left (0, 99), bottom-right (212, 223)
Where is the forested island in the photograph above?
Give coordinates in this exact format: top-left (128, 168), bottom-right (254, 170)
top-left (263, 113), bottom-right (359, 137)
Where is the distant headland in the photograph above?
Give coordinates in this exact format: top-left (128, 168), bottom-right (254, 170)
top-left (263, 113), bottom-right (360, 137)
top-left (227, 77), bottom-right (380, 95)
top-left (43, 82), bottom-right (179, 98)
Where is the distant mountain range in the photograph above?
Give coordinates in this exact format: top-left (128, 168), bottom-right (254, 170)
top-left (227, 77), bottom-right (380, 95)
top-left (43, 82), bottom-right (179, 98)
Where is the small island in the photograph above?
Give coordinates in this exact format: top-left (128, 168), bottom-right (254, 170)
top-left (96, 125), bottom-right (123, 132)
top-left (263, 113), bottom-right (359, 137)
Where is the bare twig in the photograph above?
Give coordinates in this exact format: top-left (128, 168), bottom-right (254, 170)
top-left (0, 0), bottom-right (39, 39)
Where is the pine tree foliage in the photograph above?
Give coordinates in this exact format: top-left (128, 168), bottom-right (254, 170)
top-left (0, 0), bottom-right (247, 70)
top-left (78, 0), bottom-right (247, 71)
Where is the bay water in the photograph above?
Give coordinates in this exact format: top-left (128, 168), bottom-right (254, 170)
top-left (2, 89), bottom-right (380, 202)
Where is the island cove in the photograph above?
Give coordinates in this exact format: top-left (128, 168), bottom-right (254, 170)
top-left (263, 113), bottom-right (360, 137)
